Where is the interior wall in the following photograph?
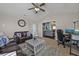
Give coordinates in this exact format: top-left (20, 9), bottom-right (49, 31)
top-left (37, 13), bottom-right (79, 37)
top-left (0, 13), bottom-right (79, 38)
top-left (0, 15), bottom-right (33, 38)
top-left (0, 3), bottom-right (79, 38)
top-left (0, 14), bottom-right (79, 38)
top-left (76, 22), bottom-right (79, 29)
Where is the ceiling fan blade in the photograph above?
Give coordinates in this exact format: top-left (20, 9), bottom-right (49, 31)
top-left (32, 3), bottom-right (38, 7)
top-left (28, 8), bottom-right (34, 10)
top-left (39, 8), bottom-right (45, 12)
top-left (40, 3), bottom-right (45, 7)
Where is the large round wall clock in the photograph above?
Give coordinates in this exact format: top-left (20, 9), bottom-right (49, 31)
top-left (18, 19), bottom-right (26, 27)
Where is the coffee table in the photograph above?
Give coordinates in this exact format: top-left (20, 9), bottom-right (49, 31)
top-left (26, 39), bottom-right (45, 55)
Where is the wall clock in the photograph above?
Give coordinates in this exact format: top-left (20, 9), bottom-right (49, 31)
top-left (18, 19), bottom-right (26, 27)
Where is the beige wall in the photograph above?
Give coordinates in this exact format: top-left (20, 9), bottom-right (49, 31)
top-left (0, 13), bottom-right (79, 38)
top-left (76, 22), bottom-right (79, 29)
top-left (37, 14), bottom-right (79, 37)
top-left (0, 3), bottom-right (79, 38)
top-left (0, 15), bottom-right (33, 38)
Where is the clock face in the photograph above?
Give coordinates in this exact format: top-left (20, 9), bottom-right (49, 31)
top-left (18, 19), bottom-right (26, 27)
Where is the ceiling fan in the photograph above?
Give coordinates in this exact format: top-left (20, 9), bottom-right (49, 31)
top-left (28, 3), bottom-right (45, 13)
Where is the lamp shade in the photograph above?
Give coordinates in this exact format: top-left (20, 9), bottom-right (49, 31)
top-left (53, 26), bottom-right (56, 30)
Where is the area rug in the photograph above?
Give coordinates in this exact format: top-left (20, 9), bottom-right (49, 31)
top-left (34, 46), bottom-right (62, 56)
top-left (18, 43), bottom-right (62, 56)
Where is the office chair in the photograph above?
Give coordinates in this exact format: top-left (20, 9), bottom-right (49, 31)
top-left (57, 29), bottom-right (65, 48)
top-left (57, 29), bottom-right (71, 48)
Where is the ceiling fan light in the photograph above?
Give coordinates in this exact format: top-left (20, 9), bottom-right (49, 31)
top-left (35, 8), bottom-right (40, 11)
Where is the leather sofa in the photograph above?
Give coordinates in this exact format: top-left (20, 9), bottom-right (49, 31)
top-left (14, 31), bottom-right (33, 44)
top-left (0, 38), bottom-right (20, 54)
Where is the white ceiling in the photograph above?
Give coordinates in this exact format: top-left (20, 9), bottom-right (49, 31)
top-left (0, 3), bottom-right (79, 22)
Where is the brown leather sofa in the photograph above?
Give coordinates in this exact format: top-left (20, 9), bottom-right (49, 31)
top-left (14, 31), bottom-right (33, 44)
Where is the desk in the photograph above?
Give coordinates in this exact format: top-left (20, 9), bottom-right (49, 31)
top-left (70, 34), bottom-right (79, 56)
top-left (64, 33), bottom-right (71, 39)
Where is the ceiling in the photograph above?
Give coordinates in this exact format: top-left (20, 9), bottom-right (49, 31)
top-left (0, 3), bottom-right (79, 23)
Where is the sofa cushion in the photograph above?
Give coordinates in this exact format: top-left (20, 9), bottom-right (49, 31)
top-left (27, 32), bottom-right (31, 37)
top-left (16, 33), bottom-right (22, 38)
top-left (0, 35), bottom-right (9, 47)
top-left (22, 32), bottom-right (27, 37)
top-left (0, 37), bottom-right (4, 47)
